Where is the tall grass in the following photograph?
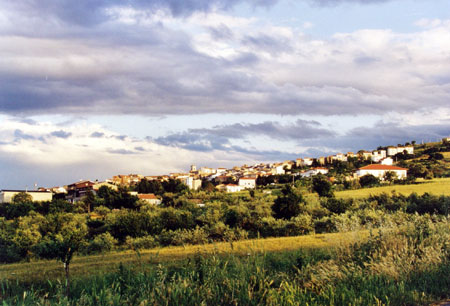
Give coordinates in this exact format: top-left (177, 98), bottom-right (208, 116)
top-left (2, 216), bottom-right (450, 305)
top-left (0, 231), bottom-right (366, 282)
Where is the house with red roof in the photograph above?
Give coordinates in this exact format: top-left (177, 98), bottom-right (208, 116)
top-left (356, 164), bottom-right (407, 180)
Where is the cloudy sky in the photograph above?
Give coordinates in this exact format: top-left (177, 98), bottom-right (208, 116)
top-left (0, 0), bottom-right (449, 188)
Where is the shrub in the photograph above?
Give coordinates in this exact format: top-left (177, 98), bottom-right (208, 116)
top-left (85, 233), bottom-right (117, 254)
top-left (125, 235), bottom-right (158, 250)
top-left (359, 174), bottom-right (380, 187)
top-left (314, 217), bottom-right (337, 234)
top-left (321, 197), bottom-right (353, 214)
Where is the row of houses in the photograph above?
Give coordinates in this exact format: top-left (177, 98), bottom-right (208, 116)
top-left (1, 142), bottom-right (418, 200)
top-left (296, 146), bottom-right (413, 167)
top-left (0, 179), bottom-right (163, 205)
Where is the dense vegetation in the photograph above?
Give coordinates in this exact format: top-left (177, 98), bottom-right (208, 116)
top-left (1, 187), bottom-right (449, 264)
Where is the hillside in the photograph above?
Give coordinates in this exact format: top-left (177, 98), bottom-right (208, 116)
top-left (335, 177), bottom-right (450, 199)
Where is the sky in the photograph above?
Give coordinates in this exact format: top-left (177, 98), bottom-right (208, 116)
top-left (0, 0), bottom-right (449, 189)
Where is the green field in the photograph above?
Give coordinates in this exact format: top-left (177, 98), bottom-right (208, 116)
top-left (335, 178), bottom-right (450, 199)
top-left (0, 230), bottom-right (368, 282)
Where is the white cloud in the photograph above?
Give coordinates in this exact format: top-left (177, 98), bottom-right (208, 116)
top-left (0, 117), bottom-right (262, 187)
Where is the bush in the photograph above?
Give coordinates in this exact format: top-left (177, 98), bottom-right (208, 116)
top-left (320, 197), bottom-right (353, 214)
top-left (359, 174), bottom-right (380, 187)
top-left (125, 235), bottom-right (158, 250)
top-left (406, 193), bottom-right (450, 215)
top-left (314, 217), bottom-right (337, 234)
top-left (368, 192), bottom-right (408, 212)
top-left (85, 233), bottom-right (117, 254)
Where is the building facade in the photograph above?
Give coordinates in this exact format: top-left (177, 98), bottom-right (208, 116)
top-left (0, 190), bottom-right (53, 203)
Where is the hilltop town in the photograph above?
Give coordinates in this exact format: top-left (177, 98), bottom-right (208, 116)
top-left (2, 139), bottom-right (449, 204)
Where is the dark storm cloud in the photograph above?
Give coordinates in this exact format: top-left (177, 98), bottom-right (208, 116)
top-left (0, 0), bottom-right (445, 118)
top-left (229, 145), bottom-right (300, 161)
top-left (155, 120), bottom-right (335, 153)
top-left (190, 120), bottom-right (335, 140)
top-left (301, 121), bottom-right (450, 153)
top-left (155, 133), bottom-right (229, 152)
top-left (154, 128), bottom-right (301, 160)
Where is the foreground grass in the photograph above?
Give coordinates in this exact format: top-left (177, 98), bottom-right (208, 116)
top-left (0, 231), bottom-right (368, 283)
top-left (2, 220), bottom-right (450, 306)
top-left (336, 178), bottom-right (450, 199)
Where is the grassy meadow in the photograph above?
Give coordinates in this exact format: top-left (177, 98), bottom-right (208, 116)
top-left (0, 230), bottom-right (368, 283)
top-left (335, 178), bottom-right (450, 199)
top-left (2, 217), bottom-right (450, 305)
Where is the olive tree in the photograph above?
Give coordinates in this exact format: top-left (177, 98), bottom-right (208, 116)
top-left (272, 185), bottom-right (305, 219)
top-left (12, 192), bottom-right (33, 204)
top-left (35, 213), bottom-right (87, 296)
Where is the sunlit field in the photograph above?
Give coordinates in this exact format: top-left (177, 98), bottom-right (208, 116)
top-left (335, 178), bottom-right (450, 199)
top-left (0, 230), bottom-right (368, 282)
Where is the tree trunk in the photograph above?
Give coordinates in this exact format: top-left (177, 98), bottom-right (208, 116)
top-left (64, 261), bottom-right (70, 297)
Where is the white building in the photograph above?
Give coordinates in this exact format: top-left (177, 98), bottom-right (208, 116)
top-left (380, 157), bottom-right (394, 165)
top-left (199, 167), bottom-right (216, 175)
top-left (238, 177), bottom-right (256, 189)
top-left (300, 167), bottom-right (329, 178)
top-left (226, 184), bottom-right (244, 192)
top-left (215, 184), bottom-right (244, 193)
top-left (334, 153), bottom-right (347, 162)
top-left (216, 168), bottom-right (227, 175)
top-left (356, 165), bottom-right (407, 180)
top-left (303, 158), bottom-right (314, 166)
top-left (271, 164), bottom-right (286, 175)
top-left (387, 146), bottom-right (414, 156)
top-left (0, 190), bottom-right (53, 203)
top-left (296, 158), bottom-right (315, 167)
top-left (137, 193), bottom-right (162, 205)
top-left (371, 150), bottom-right (387, 162)
top-left (182, 177), bottom-right (202, 190)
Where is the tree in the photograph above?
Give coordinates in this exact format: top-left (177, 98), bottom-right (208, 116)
top-left (81, 189), bottom-right (96, 213)
top-left (359, 174), bottom-right (380, 187)
top-left (34, 213), bottom-right (88, 297)
top-left (201, 181), bottom-right (215, 192)
top-left (12, 192), bottom-right (33, 204)
top-left (429, 152), bottom-right (444, 160)
top-left (312, 175), bottom-right (334, 198)
top-left (272, 185), bottom-right (305, 219)
top-left (383, 171), bottom-right (397, 184)
top-left (97, 186), bottom-right (138, 209)
top-left (162, 179), bottom-right (189, 194)
top-left (136, 179), bottom-right (164, 195)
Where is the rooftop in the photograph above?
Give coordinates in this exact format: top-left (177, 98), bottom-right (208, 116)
top-left (358, 165), bottom-right (408, 171)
